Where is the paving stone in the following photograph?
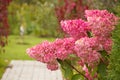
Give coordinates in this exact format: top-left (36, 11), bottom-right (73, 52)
top-left (1, 60), bottom-right (63, 80)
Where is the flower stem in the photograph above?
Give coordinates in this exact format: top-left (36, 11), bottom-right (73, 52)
top-left (65, 60), bottom-right (88, 80)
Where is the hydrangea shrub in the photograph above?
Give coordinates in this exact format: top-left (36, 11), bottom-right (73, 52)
top-left (26, 10), bottom-right (118, 80)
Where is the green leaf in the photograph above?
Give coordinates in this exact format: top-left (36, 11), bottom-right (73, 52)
top-left (98, 62), bottom-right (107, 80)
top-left (57, 59), bottom-right (73, 80)
top-left (71, 74), bottom-right (84, 80)
top-left (91, 67), bottom-right (97, 77)
top-left (99, 50), bottom-right (108, 58)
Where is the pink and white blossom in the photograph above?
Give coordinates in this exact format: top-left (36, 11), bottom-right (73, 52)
top-left (75, 37), bottom-right (101, 67)
top-left (60, 19), bottom-right (90, 40)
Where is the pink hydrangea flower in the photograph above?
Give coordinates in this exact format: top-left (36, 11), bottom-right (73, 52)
top-left (26, 37), bottom-right (75, 70)
top-left (85, 10), bottom-right (118, 25)
top-left (85, 10), bottom-right (118, 37)
top-left (75, 37), bottom-right (101, 67)
top-left (47, 61), bottom-right (59, 71)
top-left (103, 38), bottom-right (113, 53)
top-left (95, 37), bottom-right (113, 53)
top-left (26, 41), bottom-right (56, 63)
top-left (53, 37), bottom-right (75, 60)
top-left (60, 19), bottom-right (90, 40)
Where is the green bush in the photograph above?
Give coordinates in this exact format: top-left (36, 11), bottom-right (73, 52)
top-left (8, 2), bottom-right (20, 35)
top-left (107, 23), bottom-right (120, 80)
top-left (106, 2), bottom-right (120, 79)
top-left (8, 1), bottom-right (58, 37)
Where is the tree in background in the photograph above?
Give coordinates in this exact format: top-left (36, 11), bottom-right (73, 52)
top-left (89, 0), bottom-right (118, 12)
top-left (8, 0), bottom-right (58, 37)
top-left (55, 0), bottom-right (89, 22)
top-left (55, 0), bottom-right (118, 22)
top-left (0, 0), bottom-right (11, 50)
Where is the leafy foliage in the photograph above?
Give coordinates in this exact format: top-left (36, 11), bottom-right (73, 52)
top-left (71, 74), bottom-right (84, 80)
top-left (89, 0), bottom-right (117, 11)
top-left (58, 59), bottom-right (73, 80)
top-left (98, 61), bottom-right (107, 80)
top-left (104, 1), bottom-right (120, 80)
top-left (55, 0), bottom-right (89, 22)
top-left (29, 2), bottom-right (58, 37)
top-left (8, 0), bottom-right (58, 37)
top-left (107, 23), bottom-right (120, 80)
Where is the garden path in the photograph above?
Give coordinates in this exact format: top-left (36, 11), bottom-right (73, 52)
top-left (1, 60), bottom-right (63, 80)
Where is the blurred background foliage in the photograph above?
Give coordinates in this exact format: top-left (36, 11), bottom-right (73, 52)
top-left (8, 0), bottom-right (59, 37)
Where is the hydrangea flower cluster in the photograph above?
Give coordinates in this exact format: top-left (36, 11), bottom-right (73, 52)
top-left (27, 37), bottom-right (75, 70)
top-left (60, 19), bottom-right (90, 40)
top-left (85, 10), bottom-right (117, 37)
top-left (26, 10), bottom-right (118, 80)
top-left (75, 37), bottom-right (101, 68)
top-left (85, 10), bottom-right (118, 53)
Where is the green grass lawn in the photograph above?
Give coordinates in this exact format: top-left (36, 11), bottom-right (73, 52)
top-left (0, 35), bottom-right (55, 78)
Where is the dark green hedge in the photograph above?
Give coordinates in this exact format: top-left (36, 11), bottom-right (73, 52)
top-left (107, 23), bottom-right (120, 80)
